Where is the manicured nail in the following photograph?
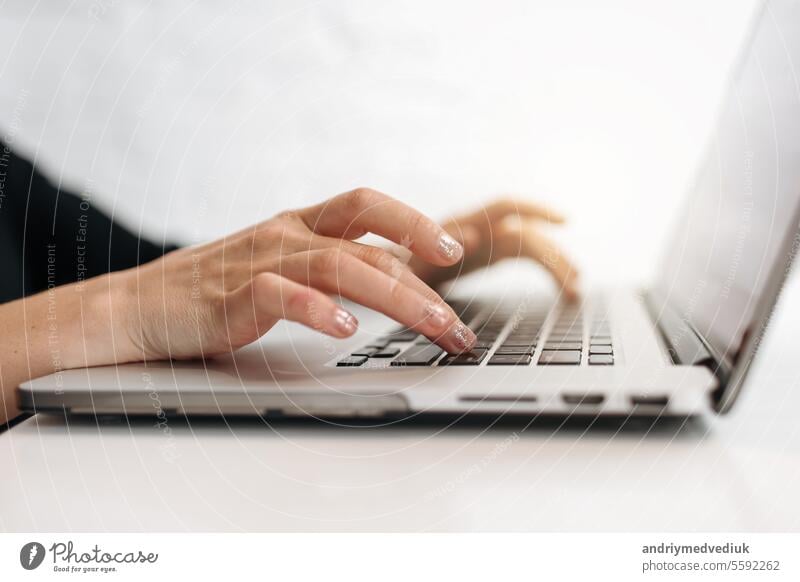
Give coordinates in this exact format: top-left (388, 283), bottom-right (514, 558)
top-left (450, 322), bottom-right (476, 351)
top-left (424, 301), bottom-right (451, 329)
top-left (333, 308), bottom-right (358, 335)
top-left (437, 232), bottom-right (463, 261)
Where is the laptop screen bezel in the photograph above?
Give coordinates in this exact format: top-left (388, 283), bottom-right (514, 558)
top-left (656, 0), bottom-right (800, 413)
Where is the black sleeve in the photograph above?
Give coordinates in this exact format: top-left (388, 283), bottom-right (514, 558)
top-left (0, 141), bottom-right (179, 304)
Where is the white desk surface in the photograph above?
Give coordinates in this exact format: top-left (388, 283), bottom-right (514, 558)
top-left (2, 278), bottom-right (800, 532)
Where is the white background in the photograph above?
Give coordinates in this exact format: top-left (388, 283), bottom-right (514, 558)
top-left (0, 0), bottom-right (760, 291)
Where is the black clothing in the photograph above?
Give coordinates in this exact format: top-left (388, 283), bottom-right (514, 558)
top-left (0, 141), bottom-right (177, 304)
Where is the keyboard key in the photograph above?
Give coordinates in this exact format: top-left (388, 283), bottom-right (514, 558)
top-left (439, 349), bottom-right (488, 366)
top-left (475, 322), bottom-right (501, 333)
top-left (391, 343), bottom-right (444, 366)
top-left (506, 330), bottom-right (538, 337)
top-left (337, 356), bottom-right (368, 367)
top-left (350, 347), bottom-right (378, 357)
top-left (550, 329), bottom-right (581, 338)
top-left (511, 333), bottom-right (541, 340)
top-left (548, 334), bottom-right (583, 342)
top-left (501, 340), bottom-right (537, 349)
top-left (494, 346), bottom-right (535, 355)
top-left (473, 338), bottom-right (498, 349)
top-left (475, 322), bottom-right (503, 333)
top-left (510, 322), bottom-right (543, 330)
top-left (449, 301), bottom-right (479, 321)
top-left (589, 345), bottom-right (613, 355)
top-left (364, 341), bottom-right (390, 350)
top-left (371, 347), bottom-right (401, 358)
top-left (505, 338), bottom-right (538, 347)
top-left (590, 336), bottom-right (613, 345)
top-left (589, 355), bottom-right (614, 365)
top-left (544, 342), bottom-right (582, 351)
top-left (506, 331), bottom-right (538, 338)
top-left (381, 330), bottom-right (419, 343)
top-left (551, 322), bottom-right (580, 330)
top-left (477, 324), bottom-right (502, 334)
top-left (538, 350), bottom-right (582, 365)
top-left (488, 354), bottom-right (533, 366)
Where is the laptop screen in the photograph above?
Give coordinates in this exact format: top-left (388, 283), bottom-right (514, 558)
top-left (656, 0), bottom-right (800, 367)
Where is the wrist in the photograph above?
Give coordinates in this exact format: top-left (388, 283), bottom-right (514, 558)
top-left (57, 269), bottom-right (140, 370)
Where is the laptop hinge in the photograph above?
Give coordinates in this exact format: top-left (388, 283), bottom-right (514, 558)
top-left (643, 290), bottom-right (730, 402)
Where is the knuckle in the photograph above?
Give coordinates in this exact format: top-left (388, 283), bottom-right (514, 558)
top-left (343, 187), bottom-right (379, 211)
top-left (275, 209), bottom-right (300, 222)
top-left (232, 234), bottom-right (259, 263)
top-left (497, 196), bottom-right (515, 207)
top-left (489, 198), bottom-right (512, 216)
top-left (387, 277), bottom-right (408, 305)
top-left (253, 272), bottom-right (281, 294)
top-left (256, 221), bottom-right (287, 245)
top-left (385, 255), bottom-right (407, 278)
top-left (315, 248), bottom-right (345, 272)
top-left (360, 246), bottom-right (393, 270)
top-left (286, 288), bottom-right (313, 313)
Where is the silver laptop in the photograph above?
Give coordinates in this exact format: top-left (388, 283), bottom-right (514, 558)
top-left (19, 0), bottom-right (800, 420)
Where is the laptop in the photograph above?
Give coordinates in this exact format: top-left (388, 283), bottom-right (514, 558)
top-left (18, 0), bottom-right (800, 420)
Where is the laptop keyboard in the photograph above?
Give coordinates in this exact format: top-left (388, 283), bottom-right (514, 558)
top-left (336, 298), bottom-right (615, 368)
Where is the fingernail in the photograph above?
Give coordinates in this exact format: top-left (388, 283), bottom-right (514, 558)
top-left (437, 232), bottom-right (463, 261)
top-left (424, 301), bottom-right (451, 329)
top-left (450, 322), bottom-right (476, 351)
top-left (333, 308), bottom-right (358, 335)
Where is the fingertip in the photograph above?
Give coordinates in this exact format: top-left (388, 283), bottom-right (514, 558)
top-left (332, 307), bottom-right (359, 337)
top-left (563, 287), bottom-right (580, 303)
top-left (435, 231), bottom-right (464, 265)
top-left (447, 321), bottom-right (477, 353)
top-left (563, 278), bottom-right (581, 302)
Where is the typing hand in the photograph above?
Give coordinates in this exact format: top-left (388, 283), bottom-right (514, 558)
top-left (113, 188), bottom-right (478, 362)
top-left (408, 198), bottom-right (579, 300)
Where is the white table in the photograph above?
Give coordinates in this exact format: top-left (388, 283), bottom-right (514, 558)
top-left (2, 278), bottom-right (800, 532)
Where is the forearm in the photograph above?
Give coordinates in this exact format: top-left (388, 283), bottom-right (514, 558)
top-left (0, 273), bottom-right (132, 425)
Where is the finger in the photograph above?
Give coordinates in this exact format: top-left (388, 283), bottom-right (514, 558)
top-left (404, 223), bottom-right (481, 289)
top-left (297, 188), bottom-right (464, 266)
top-left (226, 273), bottom-right (359, 342)
top-left (443, 223), bottom-right (481, 256)
top-left (449, 198), bottom-right (566, 228)
top-left (279, 249), bottom-right (477, 352)
top-left (521, 230), bottom-right (580, 301)
top-left (307, 234), bottom-right (444, 302)
top-left (494, 226), bottom-right (580, 301)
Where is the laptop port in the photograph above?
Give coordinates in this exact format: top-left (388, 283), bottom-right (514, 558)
top-left (562, 393), bottom-right (605, 406)
top-left (460, 395), bottom-right (538, 403)
top-left (630, 395), bottom-right (669, 409)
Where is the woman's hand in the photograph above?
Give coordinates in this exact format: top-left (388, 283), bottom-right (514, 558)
top-left (0, 191), bottom-right (576, 424)
top-left (111, 188), bottom-right (479, 363)
top-left (408, 198), bottom-right (579, 299)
